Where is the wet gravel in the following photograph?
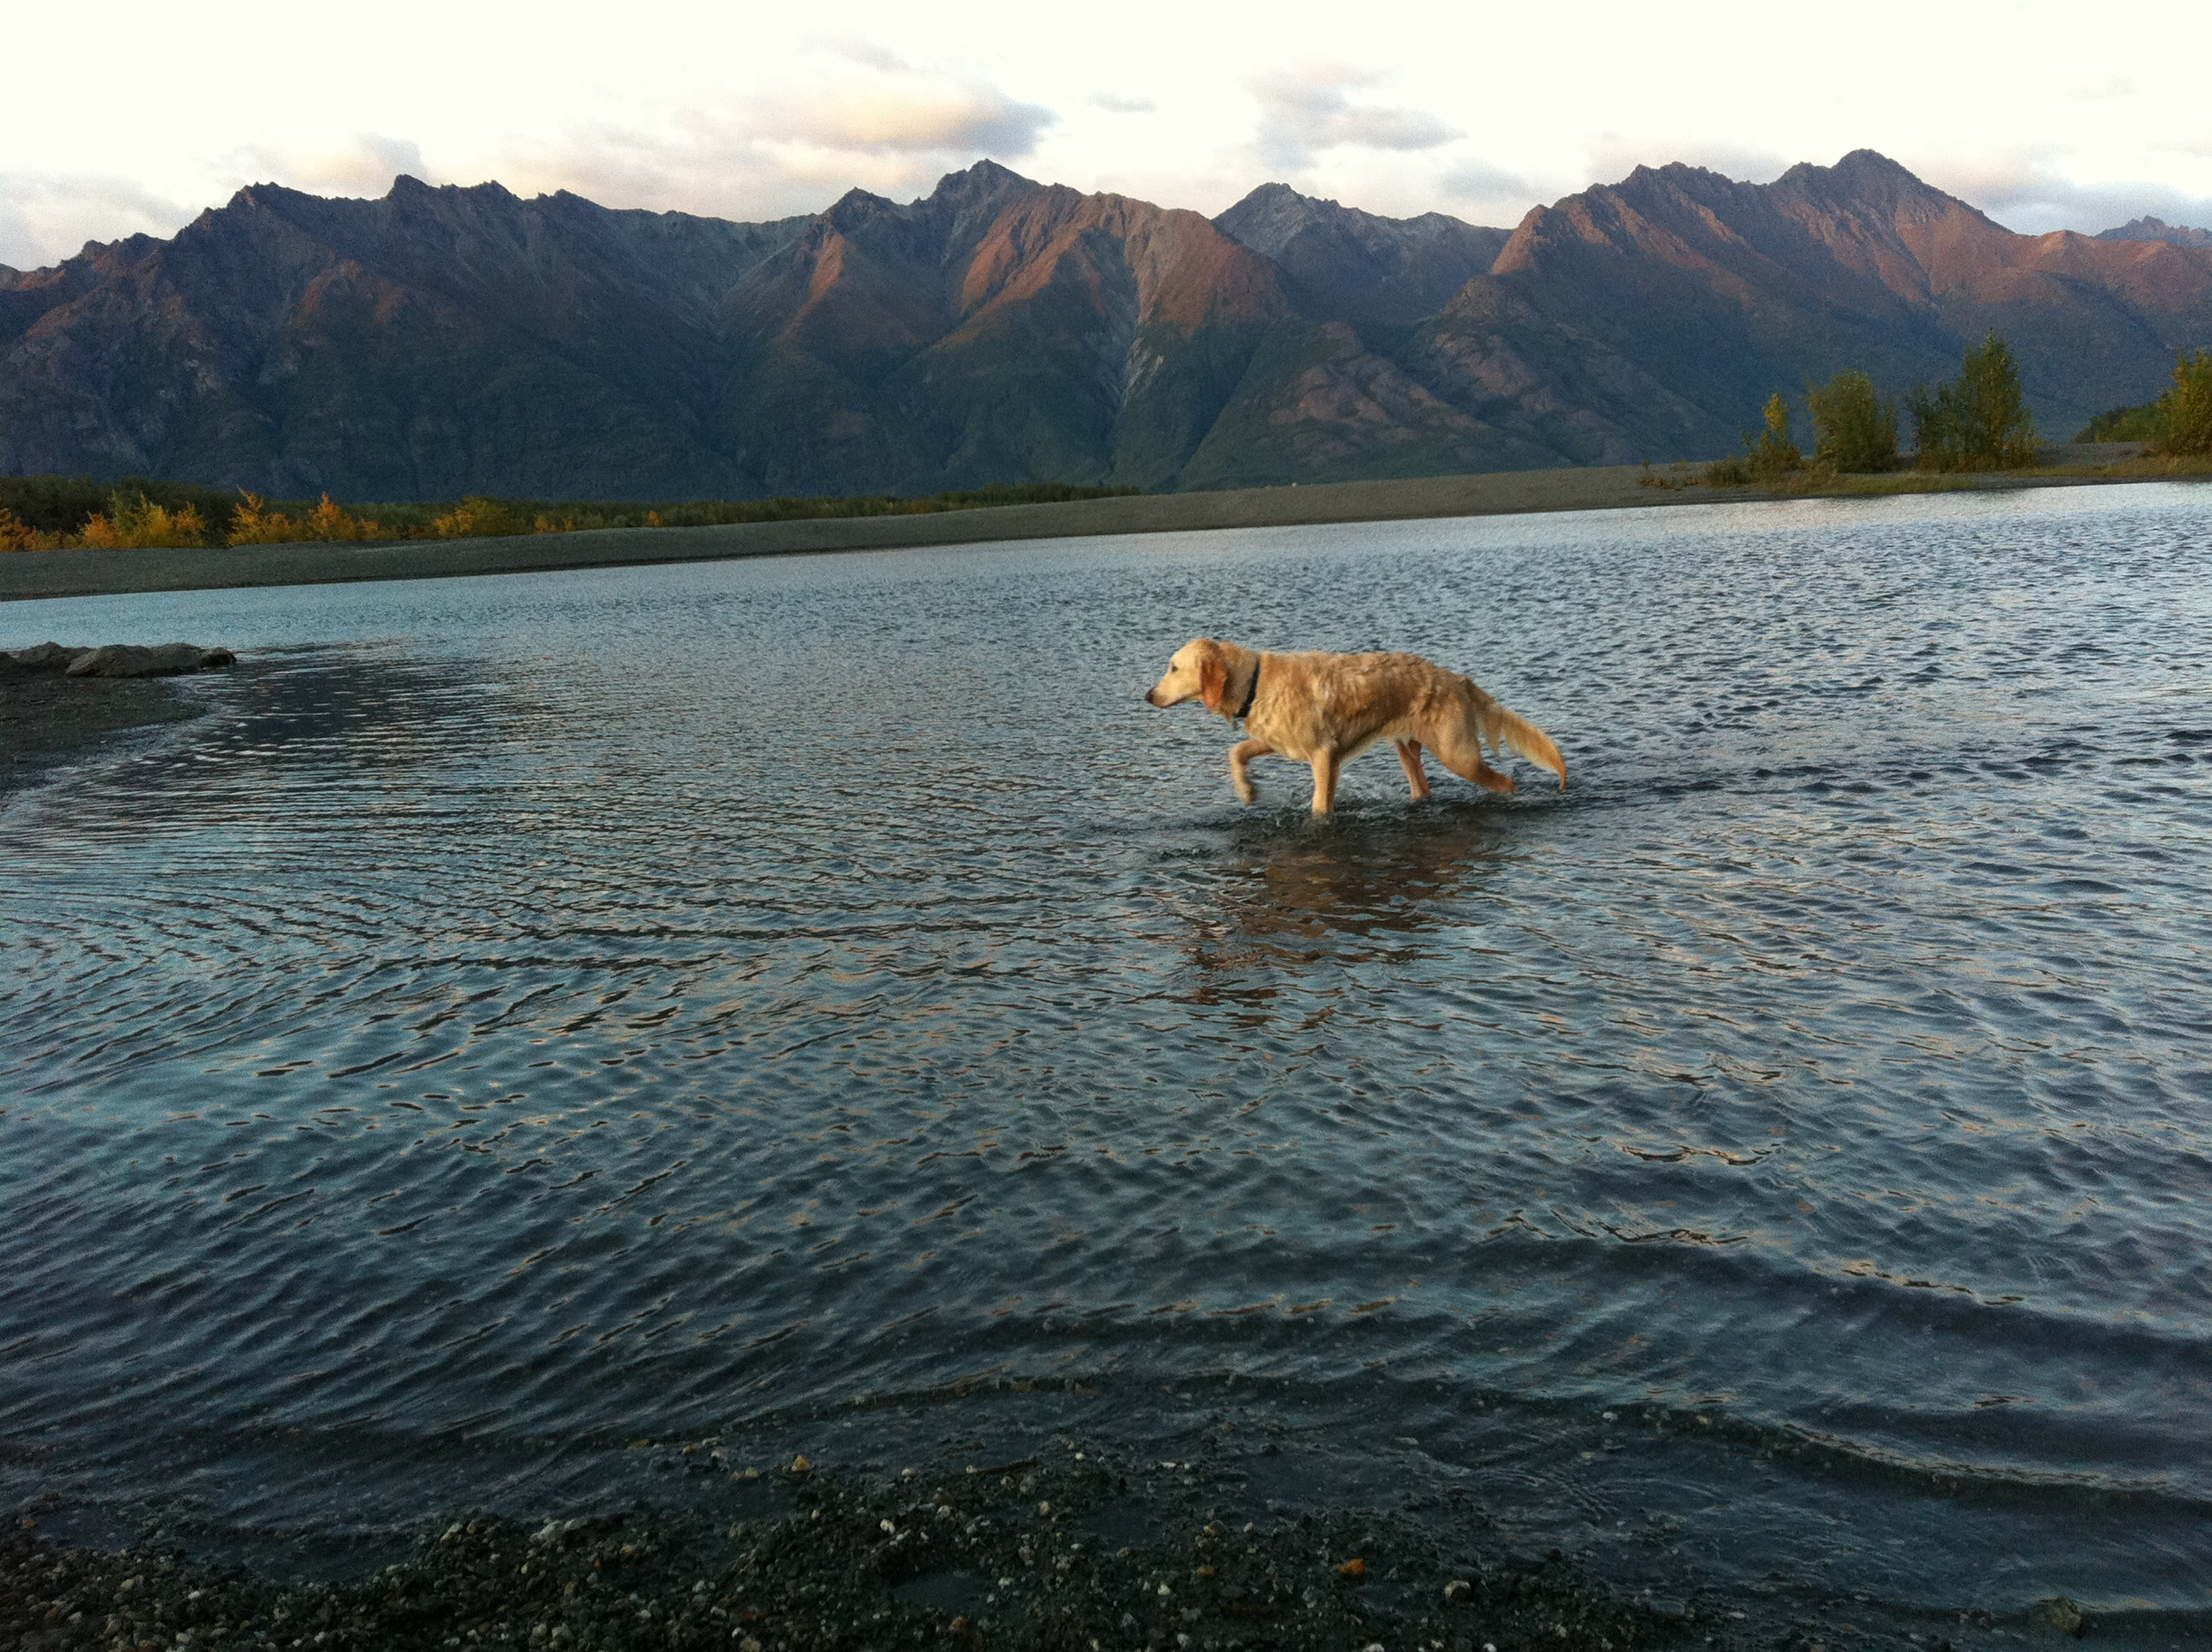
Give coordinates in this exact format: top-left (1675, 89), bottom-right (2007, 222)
top-left (0, 670), bottom-right (196, 795)
top-left (0, 1443), bottom-right (1970, 1652)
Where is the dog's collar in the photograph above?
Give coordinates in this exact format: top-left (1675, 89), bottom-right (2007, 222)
top-left (1233, 657), bottom-right (1262, 722)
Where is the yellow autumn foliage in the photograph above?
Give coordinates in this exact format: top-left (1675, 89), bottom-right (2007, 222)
top-left (74, 496), bottom-right (214, 549)
top-left (0, 506), bottom-right (65, 552)
top-left (226, 492), bottom-right (381, 545)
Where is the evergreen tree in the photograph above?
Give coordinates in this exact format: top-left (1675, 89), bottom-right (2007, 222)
top-left (1908, 334), bottom-right (2039, 470)
top-left (1806, 370), bottom-right (1899, 472)
top-left (2149, 349), bottom-right (2212, 457)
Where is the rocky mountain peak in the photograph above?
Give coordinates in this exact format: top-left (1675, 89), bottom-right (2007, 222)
top-left (920, 159), bottom-right (1043, 213)
top-left (4, 150), bottom-right (2207, 503)
top-left (2098, 215), bottom-right (2212, 250)
top-left (1215, 183), bottom-right (1509, 325)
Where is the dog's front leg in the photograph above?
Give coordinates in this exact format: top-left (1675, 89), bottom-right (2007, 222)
top-left (1309, 747), bottom-right (1341, 816)
top-left (1230, 738), bottom-right (1272, 803)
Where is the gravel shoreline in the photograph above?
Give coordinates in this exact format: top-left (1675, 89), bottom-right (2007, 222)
top-left (8, 1442), bottom-right (1931, 1652)
top-left (0, 447), bottom-right (2180, 604)
top-left (0, 672), bottom-right (198, 796)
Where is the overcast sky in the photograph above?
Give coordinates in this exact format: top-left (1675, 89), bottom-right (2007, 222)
top-left (4, 0), bottom-right (2208, 270)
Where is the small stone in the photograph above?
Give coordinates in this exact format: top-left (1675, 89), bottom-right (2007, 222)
top-left (789, 1454), bottom-right (811, 1472)
top-left (2029, 1597), bottom-right (2085, 1636)
top-left (1337, 1557), bottom-right (1366, 1578)
top-left (1444, 1578), bottom-right (1473, 1603)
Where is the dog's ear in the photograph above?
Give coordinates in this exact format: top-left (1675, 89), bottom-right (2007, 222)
top-left (1198, 643), bottom-right (1229, 717)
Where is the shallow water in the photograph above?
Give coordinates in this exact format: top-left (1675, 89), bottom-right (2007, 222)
top-left (5, 484), bottom-right (2210, 1632)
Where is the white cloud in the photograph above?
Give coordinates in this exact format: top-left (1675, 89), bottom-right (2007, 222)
top-left (5, 0), bottom-right (2212, 258)
top-left (742, 80), bottom-right (1056, 157)
top-left (811, 35), bottom-right (910, 74)
top-left (220, 134), bottom-right (432, 197)
top-left (0, 172), bottom-right (195, 270)
top-left (1914, 147), bottom-right (2212, 235)
top-left (2059, 73), bottom-right (2135, 103)
top-left (472, 62), bottom-right (1057, 227)
top-left (1249, 64), bottom-right (1459, 172)
top-left (1438, 158), bottom-right (1532, 208)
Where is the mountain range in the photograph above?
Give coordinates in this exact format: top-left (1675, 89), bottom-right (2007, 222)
top-left (2, 151), bottom-right (2208, 500)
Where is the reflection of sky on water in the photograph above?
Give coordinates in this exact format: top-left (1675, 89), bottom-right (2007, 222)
top-left (4, 481), bottom-right (2210, 1620)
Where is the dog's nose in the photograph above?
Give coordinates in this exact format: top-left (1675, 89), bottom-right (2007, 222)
top-left (1142, 689), bottom-right (1158, 705)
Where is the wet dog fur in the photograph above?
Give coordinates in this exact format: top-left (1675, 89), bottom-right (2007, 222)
top-left (1144, 637), bottom-right (1565, 815)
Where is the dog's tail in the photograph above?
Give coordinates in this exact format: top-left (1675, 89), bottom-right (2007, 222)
top-left (1486, 703), bottom-right (1567, 790)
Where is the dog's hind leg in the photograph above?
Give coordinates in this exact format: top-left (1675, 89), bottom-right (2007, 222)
top-left (1309, 747), bottom-right (1342, 815)
top-left (1229, 738), bottom-right (1272, 804)
top-left (1425, 725), bottom-right (1517, 795)
top-left (1395, 740), bottom-right (1432, 800)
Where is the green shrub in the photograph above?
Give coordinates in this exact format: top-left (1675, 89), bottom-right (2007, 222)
top-left (0, 473), bottom-right (241, 537)
top-left (1742, 393), bottom-right (1803, 480)
top-left (2148, 349), bottom-right (2212, 457)
top-left (1909, 334), bottom-right (2039, 471)
top-left (1807, 371), bottom-right (1899, 472)
top-left (2075, 402), bottom-right (2163, 442)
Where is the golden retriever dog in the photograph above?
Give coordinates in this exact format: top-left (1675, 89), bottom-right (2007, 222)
top-left (1145, 638), bottom-right (1565, 815)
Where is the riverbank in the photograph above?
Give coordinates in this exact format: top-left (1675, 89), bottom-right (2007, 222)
top-left (0, 671), bottom-right (197, 795)
top-left (4, 1441), bottom-right (1963, 1652)
top-left (3, 447), bottom-right (2198, 603)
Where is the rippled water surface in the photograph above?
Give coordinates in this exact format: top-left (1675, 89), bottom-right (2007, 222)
top-left (5, 485), bottom-right (2210, 1627)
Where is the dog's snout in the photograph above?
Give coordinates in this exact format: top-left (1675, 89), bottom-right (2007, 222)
top-left (1143, 688), bottom-right (1159, 706)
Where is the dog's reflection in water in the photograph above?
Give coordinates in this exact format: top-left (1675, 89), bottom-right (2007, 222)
top-left (1179, 803), bottom-right (1518, 1000)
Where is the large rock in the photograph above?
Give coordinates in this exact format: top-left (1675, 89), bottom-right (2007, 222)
top-left (58, 643), bottom-right (236, 678)
top-left (5, 642), bottom-right (90, 672)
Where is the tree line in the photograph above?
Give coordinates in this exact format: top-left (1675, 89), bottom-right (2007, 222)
top-left (0, 480), bottom-right (1141, 554)
top-left (1702, 337), bottom-right (2212, 485)
top-left (2076, 350), bottom-right (2212, 451)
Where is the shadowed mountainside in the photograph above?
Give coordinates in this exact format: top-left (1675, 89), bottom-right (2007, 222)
top-left (0, 180), bottom-right (812, 500)
top-left (1407, 150), bottom-right (2212, 463)
top-left (1213, 183), bottom-right (1511, 327)
top-left (4, 151), bottom-right (2208, 497)
top-left (0, 164), bottom-right (1548, 497)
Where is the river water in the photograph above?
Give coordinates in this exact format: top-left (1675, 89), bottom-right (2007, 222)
top-left (4, 484), bottom-right (2209, 1637)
